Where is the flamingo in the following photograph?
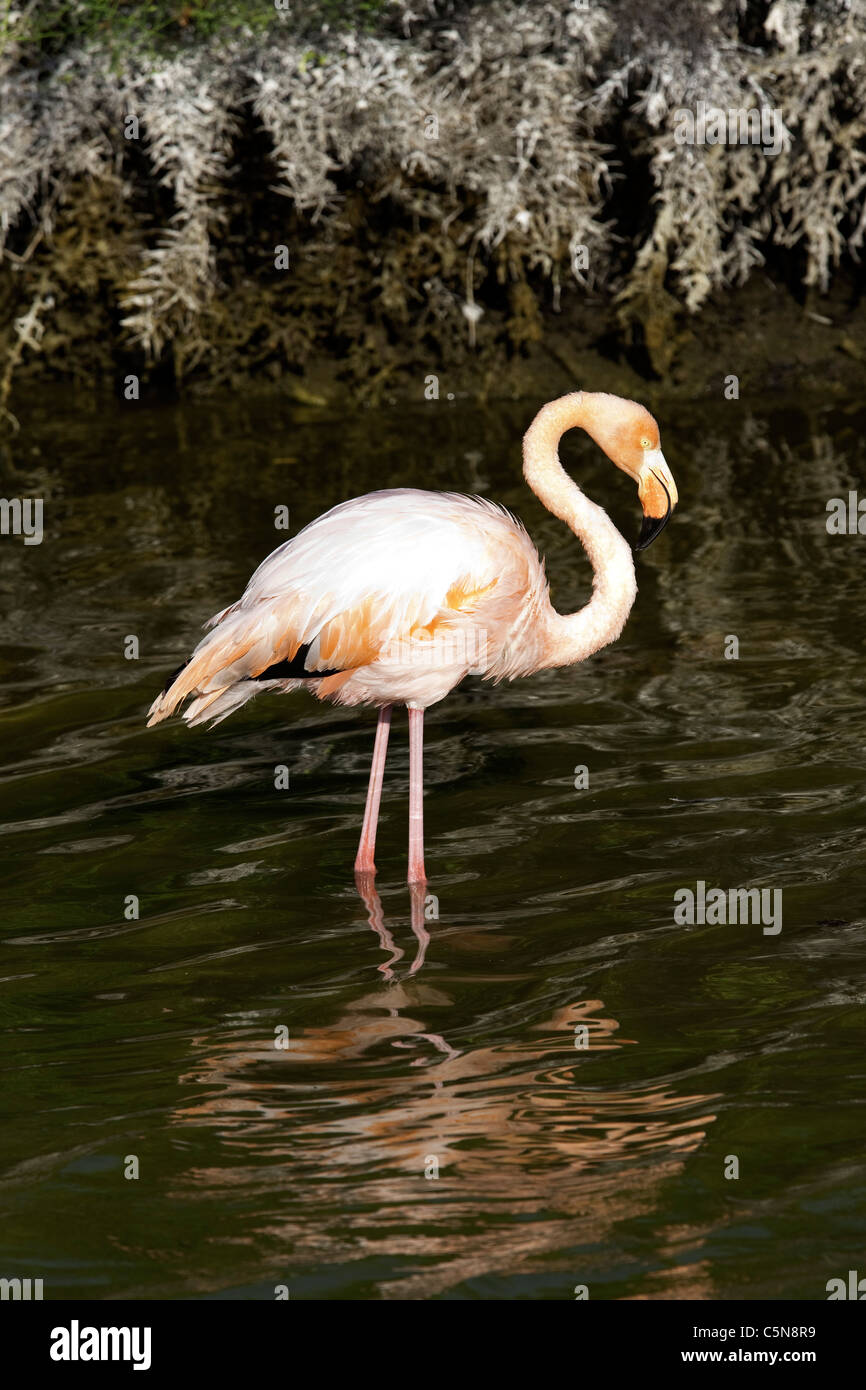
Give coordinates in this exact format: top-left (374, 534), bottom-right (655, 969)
top-left (147, 391), bottom-right (678, 885)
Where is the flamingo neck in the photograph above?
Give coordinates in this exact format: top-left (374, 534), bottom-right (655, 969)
top-left (522, 392), bottom-right (638, 669)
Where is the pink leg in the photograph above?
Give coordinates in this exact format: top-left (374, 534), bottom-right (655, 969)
top-left (354, 705), bottom-right (392, 877)
top-left (408, 706), bottom-right (427, 885)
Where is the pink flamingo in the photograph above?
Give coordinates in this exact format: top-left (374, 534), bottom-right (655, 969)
top-left (148, 391), bottom-right (678, 885)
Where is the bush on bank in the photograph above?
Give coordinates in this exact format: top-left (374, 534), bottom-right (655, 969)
top-left (1, 0), bottom-right (864, 401)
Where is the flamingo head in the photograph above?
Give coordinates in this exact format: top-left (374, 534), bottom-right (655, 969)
top-left (581, 393), bottom-right (679, 550)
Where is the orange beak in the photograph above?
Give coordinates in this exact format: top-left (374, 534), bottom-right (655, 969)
top-left (636, 450), bottom-right (678, 551)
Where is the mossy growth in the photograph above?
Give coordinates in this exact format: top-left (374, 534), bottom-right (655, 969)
top-left (0, 1), bottom-right (394, 62)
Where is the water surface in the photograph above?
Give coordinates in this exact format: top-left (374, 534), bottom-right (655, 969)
top-left (1, 388), bottom-right (865, 1299)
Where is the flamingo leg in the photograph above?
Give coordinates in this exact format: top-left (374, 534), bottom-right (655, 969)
top-left (408, 706), bottom-right (427, 886)
top-left (354, 704), bottom-right (392, 877)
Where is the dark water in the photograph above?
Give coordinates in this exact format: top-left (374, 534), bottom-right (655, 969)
top-left (1, 386), bottom-right (865, 1300)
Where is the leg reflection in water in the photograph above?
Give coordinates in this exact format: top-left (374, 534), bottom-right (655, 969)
top-left (354, 871), bottom-right (430, 980)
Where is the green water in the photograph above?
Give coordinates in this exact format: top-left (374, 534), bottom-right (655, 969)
top-left (1, 388), bottom-right (865, 1300)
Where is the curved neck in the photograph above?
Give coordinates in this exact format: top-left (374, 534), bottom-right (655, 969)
top-left (523, 392), bottom-right (637, 668)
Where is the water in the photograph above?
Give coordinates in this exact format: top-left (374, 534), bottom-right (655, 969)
top-left (2, 387), bottom-right (865, 1300)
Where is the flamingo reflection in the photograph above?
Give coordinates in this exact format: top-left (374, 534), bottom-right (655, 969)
top-left (166, 985), bottom-right (718, 1299)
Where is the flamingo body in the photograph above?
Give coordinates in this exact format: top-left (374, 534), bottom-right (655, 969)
top-left (149, 489), bottom-right (549, 725)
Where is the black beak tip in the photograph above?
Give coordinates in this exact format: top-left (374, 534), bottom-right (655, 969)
top-left (635, 513), bottom-right (670, 551)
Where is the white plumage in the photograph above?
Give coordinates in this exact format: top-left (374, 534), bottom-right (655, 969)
top-left (149, 488), bottom-right (550, 725)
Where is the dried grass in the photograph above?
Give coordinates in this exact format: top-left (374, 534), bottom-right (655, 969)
top-left (1, 0), bottom-right (864, 388)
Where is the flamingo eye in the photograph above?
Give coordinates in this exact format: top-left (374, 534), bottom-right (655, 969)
top-left (640, 436), bottom-right (653, 449)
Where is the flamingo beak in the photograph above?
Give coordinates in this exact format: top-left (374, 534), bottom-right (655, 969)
top-left (636, 450), bottom-right (677, 551)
